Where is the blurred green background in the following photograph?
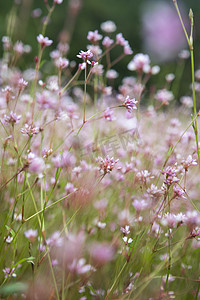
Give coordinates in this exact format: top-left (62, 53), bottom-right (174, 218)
top-left (1, 0), bottom-right (200, 100)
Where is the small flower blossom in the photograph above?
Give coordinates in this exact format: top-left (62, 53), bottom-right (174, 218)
top-left (102, 36), bottom-right (114, 48)
top-left (37, 34), bottom-right (53, 47)
top-left (123, 42), bottom-right (133, 55)
top-left (155, 89), bottom-right (174, 105)
top-left (4, 111), bottom-right (21, 125)
top-left (136, 170), bottom-right (153, 183)
top-left (103, 107), bottom-right (115, 121)
top-left (128, 53), bottom-right (150, 73)
top-left (181, 155), bottom-right (197, 171)
top-left (18, 78), bottom-right (28, 91)
top-left (106, 69), bottom-right (119, 79)
top-left (101, 20), bottom-right (116, 33)
top-left (97, 155), bottom-right (119, 175)
top-left (77, 50), bottom-right (93, 63)
top-left (42, 148), bottom-right (53, 159)
top-left (123, 236), bottom-right (133, 244)
top-left (3, 268), bottom-right (16, 278)
top-left (173, 184), bottom-right (186, 199)
top-left (55, 57), bottom-right (69, 69)
top-left (122, 96), bottom-right (138, 113)
top-left (162, 166), bottom-right (179, 186)
top-left (68, 258), bottom-right (95, 274)
top-left (87, 30), bottom-right (102, 43)
top-left (24, 229), bottom-right (38, 243)
top-left (120, 225), bottom-right (130, 235)
top-left (21, 123), bottom-right (40, 137)
top-left (54, 0), bottom-right (63, 4)
top-left (89, 243), bottom-right (115, 266)
top-left (13, 41), bottom-right (24, 55)
top-left (116, 33), bottom-right (126, 46)
top-left (28, 153), bottom-right (45, 174)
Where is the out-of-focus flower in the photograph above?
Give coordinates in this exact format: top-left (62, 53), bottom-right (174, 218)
top-left (155, 89), bottom-right (174, 105)
top-left (142, 2), bottom-right (186, 62)
top-left (87, 30), bottom-right (102, 43)
top-left (54, 0), bottom-right (63, 4)
top-left (3, 268), bottom-right (16, 278)
top-left (106, 69), bottom-right (118, 79)
top-left (104, 107), bottom-right (115, 121)
top-left (89, 242), bottom-right (115, 266)
top-left (55, 57), bottom-right (69, 69)
top-left (128, 53), bottom-right (150, 73)
top-left (101, 20), bottom-right (116, 33)
top-left (37, 34), bottom-right (53, 48)
top-left (4, 111), bottom-right (21, 125)
top-left (102, 36), bottom-right (114, 48)
top-left (24, 229), bottom-right (38, 243)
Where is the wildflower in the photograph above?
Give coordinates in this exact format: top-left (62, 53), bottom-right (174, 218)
top-left (155, 89), bottom-right (174, 105)
top-left (123, 236), bottom-right (133, 245)
top-left (55, 57), bottom-right (69, 69)
top-left (120, 225), bottom-right (130, 235)
top-left (128, 53), bottom-right (150, 73)
top-left (4, 111), bottom-right (21, 125)
top-left (54, 0), bottom-right (63, 4)
top-left (21, 123), bottom-right (40, 137)
top-left (103, 107), bottom-right (115, 121)
top-left (173, 184), bottom-right (186, 199)
top-left (102, 36), bottom-right (114, 48)
top-left (65, 182), bottom-right (77, 194)
top-left (14, 41), bottom-right (24, 55)
top-left (3, 268), bottom-right (16, 278)
top-left (18, 78), bottom-right (28, 91)
top-left (89, 243), bottom-right (115, 266)
top-left (77, 50), bottom-right (93, 63)
top-left (181, 155), bottom-right (197, 171)
top-left (87, 30), bottom-right (102, 43)
top-left (42, 148), bottom-right (53, 159)
top-left (136, 170), bottom-right (153, 183)
top-left (162, 166), bottom-right (179, 186)
top-left (28, 153), bottom-right (45, 174)
top-left (165, 73), bottom-right (175, 83)
top-left (101, 20), bottom-right (116, 33)
top-left (68, 258), bottom-right (95, 275)
top-left (24, 229), bottom-right (38, 243)
top-left (122, 96), bottom-right (138, 113)
top-left (132, 199), bottom-right (148, 212)
top-left (178, 49), bottom-right (190, 59)
top-left (124, 43), bottom-right (133, 55)
top-left (37, 34), bottom-right (53, 48)
top-left (180, 96), bottom-right (193, 108)
top-left (116, 33), bottom-right (126, 46)
top-left (106, 69), bottom-right (119, 79)
top-left (5, 236), bottom-right (13, 243)
top-left (97, 155), bottom-right (119, 175)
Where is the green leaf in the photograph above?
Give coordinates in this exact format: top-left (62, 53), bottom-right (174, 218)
top-left (11, 256), bottom-right (35, 269)
top-left (0, 282), bottom-right (27, 295)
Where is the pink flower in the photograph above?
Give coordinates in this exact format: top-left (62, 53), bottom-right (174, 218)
top-left (37, 34), bottom-right (53, 47)
top-left (77, 50), bottom-right (93, 62)
top-left (87, 30), bottom-right (102, 43)
top-left (102, 36), bottom-right (114, 48)
top-left (97, 155), bottom-right (119, 175)
top-left (28, 153), bottom-right (45, 174)
top-left (24, 229), bottom-right (38, 243)
top-left (89, 243), bottom-right (115, 266)
top-left (155, 89), bottom-right (174, 105)
top-left (54, 0), bottom-right (63, 4)
top-left (55, 57), bottom-right (69, 69)
top-left (123, 96), bottom-right (138, 113)
top-left (128, 53), bottom-right (150, 73)
top-left (4, 111), bottom-right (21, 125)
top-left (104, 107), bottom-right (115, 121)
top-left (116, 33), bottom-right (126, 46)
